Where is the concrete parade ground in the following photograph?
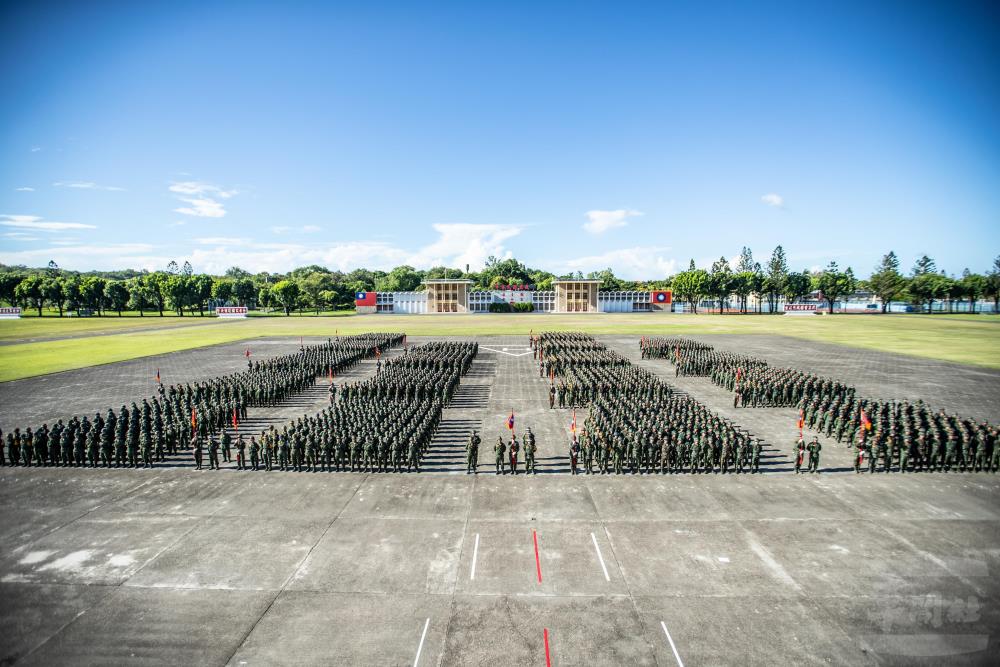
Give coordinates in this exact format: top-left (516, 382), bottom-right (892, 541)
top-left (1, 334), bottom-right (999, 665)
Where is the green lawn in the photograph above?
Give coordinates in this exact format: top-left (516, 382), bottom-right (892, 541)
top-left (1, 312), bottom-right (998, 382)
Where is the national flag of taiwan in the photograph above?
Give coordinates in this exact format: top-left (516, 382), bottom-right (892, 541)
top-left (506, 411), bottom-right (515, 431)
top-left (650, 290), bottom-right (672, 304)
top-left (355, 290), bottom-right (376, 307)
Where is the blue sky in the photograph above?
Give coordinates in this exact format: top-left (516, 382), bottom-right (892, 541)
top-left (1, 0), bottom-right (997, 278)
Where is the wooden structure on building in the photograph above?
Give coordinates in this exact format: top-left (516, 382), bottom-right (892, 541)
top-left (552, 279), bottom-right (600, 313)
top-left (422, 279), bottom-right (473, 313)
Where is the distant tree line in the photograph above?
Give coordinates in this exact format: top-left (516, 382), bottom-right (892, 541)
top-left (0, 249), bottom-right (997, 316)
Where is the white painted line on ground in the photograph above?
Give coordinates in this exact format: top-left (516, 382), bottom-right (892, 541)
top-left (590, 531), bottom-right (610, 581)
top-left (414, 617), bottom-right (430, 667)
top-left (660, 620), bottom-right (684, 667)
top-left (471, 533), bottom-right (480, 580)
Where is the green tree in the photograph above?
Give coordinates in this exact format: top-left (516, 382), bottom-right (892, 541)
top-left (15, 274), bottom-right (45, 315)
top-left (816, 262), bottom-right (856, 314)
top-left (271, 280), bottom-right (301, 315)
top-left (190, 274), bottom-right (213, 315)
top-left (42, 276), bottom-right (66, 316)
top-left (300, 272), bottom-right (335, 314)
top-left (869, 251), bottom-right (906, 313)
top-left (985, 255), bottom-right (1000, 314)
top-left (730, 271), bottom-right (754, 313)
top-left (783, 271), bottom-right (812, 304)
top-left (126, 277), bottom-right (148, 316)
top-left (212, 279), bottom-right (235, 305)
top-left (80, 276), bottom-right (108, 315)
top-left (234, 278), bottom-right (257, 307)
top-left (766, 245), bottom-right (788, 313)
top-left (0, 273), bottom-right (24, 306)
top-left (912, 255), bottom-right (937, 276)
top-left (671, 269), bottom-right (709, 313)
top-left (165, 275), bottom-right (190, 315)
top-left (908, 272), bottom-right (949, 312)
top-left (959, 269), bottom-right (985, 314)
top-left (104, 280), bottom-right (130, 316)
top-left (144, 273), bottom-right (168, 316)
top-left (377, 265), bottom-right (423, 292)
top-left (708, 256), bottom-right (733, 313)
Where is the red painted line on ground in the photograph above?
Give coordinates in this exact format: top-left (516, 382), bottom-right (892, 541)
top-left (533, 529), bottom-right (542, 583)
top-left (544, 628), bottom-right (551, 667)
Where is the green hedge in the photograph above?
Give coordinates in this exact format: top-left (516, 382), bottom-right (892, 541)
top-left (487, 301), bottom-right (535, 313)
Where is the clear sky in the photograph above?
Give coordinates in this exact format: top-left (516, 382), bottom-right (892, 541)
top-left (1, 0), bottom-right (998, 278)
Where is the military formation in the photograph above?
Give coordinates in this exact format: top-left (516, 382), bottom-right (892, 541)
top-left (649, 336), bottom-right (1000, 474)
top-left (533, 332), bottom-right (763, 474)
top-left (0, 333), bottom-right (402, 469)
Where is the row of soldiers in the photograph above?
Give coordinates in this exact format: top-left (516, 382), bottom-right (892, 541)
top-left (805, 397), bottom-right (1000, 473)
top-left (538, 332), bottom-right (769, 474)
top-left (183, 341), bottom-right (475, 473)
top-left (0, 333), bottom-right (403, 468)
top-left (652, 336), bottom-right (1000, 474)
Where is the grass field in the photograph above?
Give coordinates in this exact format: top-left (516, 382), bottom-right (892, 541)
top-left (0, 313), bottom-right (998, 382)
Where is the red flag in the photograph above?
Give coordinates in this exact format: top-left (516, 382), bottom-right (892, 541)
top-left (570, 409), bottom-right (576, 434)
top-left (232, 408), bottom-right (238, 430)
top-left (375, 346), bottom-right (381, 359)
top-left (860, 408), bottom-right (872, 431)
top-left (155, 368), bottom-right (161, 384)
top-left (191, 407), bottom-right (197, 435)
top-left (245, 347), bottom-right (251, 358)
top-left (797, 409), bottom-right (804, 436)
top-left (734, 367), bottom-right (743, 392)
top-left (506, 411), bottom-right (515, 431)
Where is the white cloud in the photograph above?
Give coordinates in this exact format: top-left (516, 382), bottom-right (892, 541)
top-left (0, 223), bottom-right (522, 275)
top-left (3, 232), bottom-right (40, 241)
top-left (0, 214), bottom-right (97, 232)
top-left (271, 225), bottom-right (323, 234)
top-left (559, 246), bottom-right (678, 280)
top-left (583, 209), bottom-right (643, 234)
top-left (174, 197), bottom-right (226, 218)
top-left (761, 193), bottom-right (784, 208)
top-left (169, 180), bottom-right (238, 218)
top-left (407, 223), bottom-right (522, 270)
top-left (53, 181), bottom-right (126, 192)
top-left (195, 237), bottom-right (253, 246)
top-left (15, 187), bottom-right (35, 192)
top-left (30, 146), bottom-right (42, 152)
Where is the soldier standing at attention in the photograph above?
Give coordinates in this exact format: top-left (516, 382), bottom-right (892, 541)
top-left (221, 430), bottom-right (232, 463)
top-left (494, 436), bottom-right (506, 475)
top-left (208, 436), bottom-right (220, 470)
top-left (807, 436), bottom-right (821, 473)
top-left (549, 384), bottom-right (556, 410)
top-left (236, 434), bottom-right (246, 470)
top-left (509, 433), bottom-right (520, 475)
top-left (794, 437), bottom-right (806, 474)
top-left (524, 428), bottom-right (537, 474)
top-left (751, 438), bottom-right (762, 473)
top-left (249, 436), bottom-right (260, 471)
top-left (569, 435), bottom-right (580, 475)
top-left (193, 436), bottom-right (203, 470)
top-left (407, 436), bottom-right (421, 472)
top-left (467, 431), bottom-right (480, 474)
